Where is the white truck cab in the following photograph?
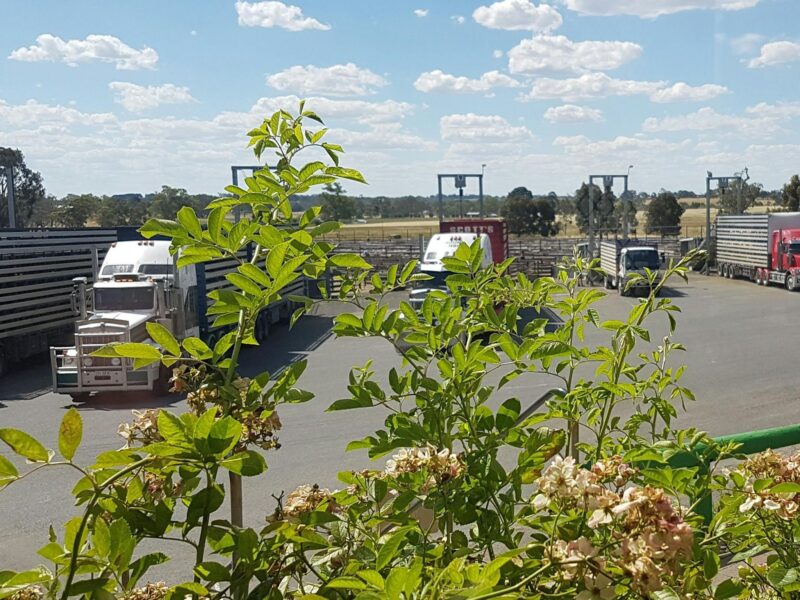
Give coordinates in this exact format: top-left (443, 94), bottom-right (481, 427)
top-left (410, 233), bottom-right (493, 310)
top-left (600, 241), bottom-right (661, 296)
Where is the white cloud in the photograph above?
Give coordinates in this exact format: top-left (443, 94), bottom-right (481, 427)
top-left (250, 95), bottom-right (414, 124)
top-left (730, 33), bottom-right (765, 54)
top-left (451, 15), bottom-right (466, 24)
top-left (413, 8), bottom-right (429, 17)
top-left (649, 82), bottom-right (729, 103)
top-left (235, 1), bottom-right (330, 31)
top-left (266, 63), bottom-right (387, 96)
top-left (746, 101), bottom-right (800, 119)
top-left (642, 106), bottom-right (780, 136)
top-left (440, 113), bottom-right (533, 142)
top-left (414, 70), bottom-right (519, 93)
top-left (190, 30), bottom-right (198, 36)
top-left (109, 82), bottom-right (197, 112)
top-left (9, 34), bottom-right (158, 70)
top-left (508, 35), bottom-right (641, 74)
top-left (0, 99), bottom-right (117, 127)
top-left (747, 41), bottom-right (800, 68)
top-left (522, 72), bottom-right (664, 101)
top-left (493, 49), bottom-right (503, 58)
top-left (543, 104), bottom-right (603, 123)
top-left (562, 0), bottom-right (761, 18)
top-left (473, 0), bottom-right (562, 33)
top-left (331, 123), bottom-right (437, 152)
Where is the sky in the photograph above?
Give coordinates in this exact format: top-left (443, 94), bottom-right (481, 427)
top-left (1, 0), bottom-right (799, 199)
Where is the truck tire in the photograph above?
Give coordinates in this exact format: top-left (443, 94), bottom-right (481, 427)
top-left (718, 264), bottom-right (725, 277)
top-left (786, 275), bottom-right (796, 292)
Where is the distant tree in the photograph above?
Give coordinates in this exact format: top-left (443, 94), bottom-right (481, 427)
top-left (718, 180), bottom-right (763, 215)
top-left (0, 148), bottom-right (47, 227)
top-left (96, 197), bottom-right (150, 227)
top-left (28, 194), bottom-right (60, 228)
top-left (501, 187), bottom-right (558, 236)
top-left (320, 183), bottom-right (357, 221)
top-left (781, 175), bottom-right (800, 212)
top-left (645, 191), bottom-right (684, 235)
top-left (574, 183), bottom-right (618, 235)
top-left (615, 193), bottom-right (638, 233)
top-left (149, 186), bottom-right (194, 220)
top-left (57, 194), bottom-right (101, 228)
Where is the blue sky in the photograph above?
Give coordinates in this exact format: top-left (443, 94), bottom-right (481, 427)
top-left (1, 0), bottom-right (799, 198)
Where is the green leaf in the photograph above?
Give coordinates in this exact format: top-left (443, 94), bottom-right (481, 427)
top-left (220, 451), bottom-right (267, 476)
top-left (187, 485), bottom-right (225, 525)
top-left (58, 408), bottom-right (82, 462)
top-left (226, 272), bottom-right (263, 297)
top-left (357, 570), bottom-right (384, 590)
top-left (194, 561), bottom-right (230, 583)
top-left (207, 417), bottom-right (242, 456)
top-left (128, 553), bottom-right (169, 588)
top-left (771, 482), bottom-right (800, 494)
top-left (182, 337), bottom-right (212, 360)
top-left (377, 527), bottom-right (410, 571)
top-left (177, 206), bottom-right (202, 239)
top-left (326, 577), bottom-right (366, 591)
top-left (139, 218), bottom-right (184, 239)
top-left (331, 253), bottom-right (371, 270)
top-left (0, 429), bottom-right (49, 462)
top-left (146, 322), bottom-right (180, 357)
top-left (714, 579), bottom-right (745, 599)
top-left (0, 455), bottom-right (19, 488)
top-left (767, 566), bottom-right (798, 590)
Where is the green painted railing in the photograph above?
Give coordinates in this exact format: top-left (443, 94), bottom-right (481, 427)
top-left (666, 423), bottom-right (800, 525)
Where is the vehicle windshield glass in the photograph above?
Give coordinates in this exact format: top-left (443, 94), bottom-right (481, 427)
top-left (139, 264), bottom-right (172, 275)
top-left (789, 244), bottom-right (800, 255)
top-left (624, 250), bottom-right (659, 270)
top-left (414, 271), bottom-right (452, 289)
top-left (101, 264), bottom-right (134, 276)
top-left (94, 287), bottom-right (153, 311)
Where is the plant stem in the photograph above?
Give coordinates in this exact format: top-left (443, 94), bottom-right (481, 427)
top-left (61, 458), bottom-right (153, 600)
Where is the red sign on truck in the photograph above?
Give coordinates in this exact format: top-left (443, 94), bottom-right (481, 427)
top-left (439, 219), bottom-right (508, 263)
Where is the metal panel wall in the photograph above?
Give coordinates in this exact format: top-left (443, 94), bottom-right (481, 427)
top-left (0, 228), bottom-right (116, 340)
top-left (716, 215), bottom-right (770, 268)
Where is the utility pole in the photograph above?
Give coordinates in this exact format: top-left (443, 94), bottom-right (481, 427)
top-left (587, 172), bottom-right (632, 254)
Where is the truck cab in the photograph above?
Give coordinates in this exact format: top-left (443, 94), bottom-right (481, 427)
top-left (600, 241), bottom-right (660, 296)
top-left (51, 240), bottom-right (195, 401)
top-left (410, 233), bottom-right (493, 311)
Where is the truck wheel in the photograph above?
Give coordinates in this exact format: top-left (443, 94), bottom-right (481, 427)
top-left (718, 264), bottom-right (725, 277)
top-left (69, 393), bottom-right (90, 403)
top-left (755, 270), bottom-right (762, 285)
top-left (787, 275), bottom-right (796, 292)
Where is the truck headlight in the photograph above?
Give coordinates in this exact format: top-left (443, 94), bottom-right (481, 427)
top-left (83, 358), bottom-right (93, 367)
top-left (111, 358), bottom-right (121, 366)
top-left (64, 349), bottom-right (77, 366)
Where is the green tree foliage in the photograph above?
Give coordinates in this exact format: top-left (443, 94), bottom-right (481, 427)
top-left (646, 191), bottom-right (685, 235)
top-left (96, 197), bottom-right (150, 227)
top-left (148, 185), bottom-right (203, 220)
top-left (781, 174), bottom-right (800, 212)
top-left (0, 147), bottom-right (46, 227)
top-left (574, 183), bottom-right (619, 234)
top-left (500, 186), bottom-right (558, 236)
top-left (718, 180), bottom-right (763, 215)
top-left (56, 194), bottom-right (101, 228)
top-left (319, 182), bottom-right (358, 221)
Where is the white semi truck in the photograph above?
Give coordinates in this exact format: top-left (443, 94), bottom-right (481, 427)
top-left (50, 238), bottom-right (304, 401)
top-left (409, 232), bottom-right (494, 311)
top-left (599, 240), bottom-right (661, 296)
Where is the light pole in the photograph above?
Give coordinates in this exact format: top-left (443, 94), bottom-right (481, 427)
top-left (623, 165), bottom-right (634, 240)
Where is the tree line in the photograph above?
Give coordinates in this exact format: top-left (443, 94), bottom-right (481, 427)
top-left (1, 146), bottom-right (797, 233)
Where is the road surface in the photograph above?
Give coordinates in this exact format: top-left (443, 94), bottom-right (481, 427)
top-left (2, 273), bottom-right (799, 576)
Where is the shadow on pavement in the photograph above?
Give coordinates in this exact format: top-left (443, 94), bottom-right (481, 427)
top-left (0, 358), bottom-right (54, 402)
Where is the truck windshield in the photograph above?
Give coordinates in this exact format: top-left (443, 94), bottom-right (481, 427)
top-left (139, 264), bottom-right (172, 275)
top-left (789, 244), bottom-right (800, 255)
top-left (101, 264), bottom-right (134, 276)
top-left (625, 250), bottom-right (659, 270)
top-left (94, 287), bottom-right (154, 311)
top-left (414, 271), bottom-right (452, 289)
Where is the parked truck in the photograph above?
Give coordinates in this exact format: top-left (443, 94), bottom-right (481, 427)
top-left (716, 213), bottom-right (800, 290)
top-left (51, 236), bottom-right (304, 401)
top-left (0, 228), bottom-right (116, 376)
top-left (600, 240), bottom-right (661, 296)
top-left (410, 218), bottom-right (508, 311)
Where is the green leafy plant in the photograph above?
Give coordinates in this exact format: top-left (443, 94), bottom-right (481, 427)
top-left (0, 105), bottom-right (785, 600)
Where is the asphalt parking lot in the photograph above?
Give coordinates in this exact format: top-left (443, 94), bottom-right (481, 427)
top-left (2, 272), bottom-right (799, 574)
